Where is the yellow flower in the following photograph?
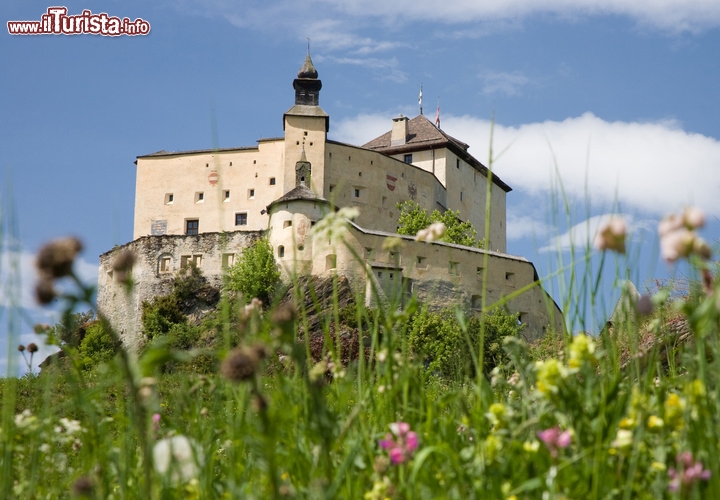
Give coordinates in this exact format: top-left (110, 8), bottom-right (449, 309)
top-left (568, 333), bottom-right (596, 368)
top-left (651, 461), bottom-right (667, 472)
top-left (535, 359), bottom-right (567, 395)
top-left (647, 415), bottom-right (664, 430)
top-left (664, 393), bottom-right (686, 429)
top-left (611, 429), bottom-right (634, 450)
top-left (523, 441), bottom-right (539, 453)
top-left (618, 417), bottom-right (636, 429)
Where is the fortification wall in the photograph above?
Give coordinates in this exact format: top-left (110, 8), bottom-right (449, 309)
top-left (98, 230), bottom-right (263, 351)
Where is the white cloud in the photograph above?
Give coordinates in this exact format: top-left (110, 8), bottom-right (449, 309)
top-left (506, 213), bottom-right (553, 241)
top-left (481, 71), bottom-right (532, 96)
top-left (326, 56), bottom-right (407, 82)
top-left (538, 213), bottom-right (653, 253)
top-left (179, 0), bottom-right (720, 34)
top-left (333, 111), bottom-right (720, 227)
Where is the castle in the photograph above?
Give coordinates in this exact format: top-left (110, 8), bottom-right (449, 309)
top-left (97, 54), bottom-right (564, 350)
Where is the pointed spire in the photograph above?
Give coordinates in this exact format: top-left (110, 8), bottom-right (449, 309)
top-left (297, 41), bottom-right (318, 79)
top-left (300, 140), bottom-right (307, 162)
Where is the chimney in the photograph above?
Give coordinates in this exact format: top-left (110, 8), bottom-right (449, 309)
top-left (391, 115), bottom-right (409, 146)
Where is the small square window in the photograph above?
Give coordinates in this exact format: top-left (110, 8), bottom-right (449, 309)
top-left (195, 192), bottom-right (204, 203)
top-left (222, 253), bottom-right (235, 269)
top-left (235, 213), bottom-right (247, 226)
top-left (248, 189), bottom-right (255, 199)
top-left (404, 154), bottom-right (412, 164)
top-left (329, 185), bottom-right (335, 192)
top-left (165, 193), bottom-right (174, 204)
top-left (506, 272), bottom-right (514, 281)
top-left (224, 190), bottom-right (230, 201)
top-left (278, 246), bottom-right (285, 258)
top-left (283, 220), bottom-right (292, 228)
top-left (269, 177), bottom-right (276, 185)
top-left (186, 220), bottom-right (199, 235)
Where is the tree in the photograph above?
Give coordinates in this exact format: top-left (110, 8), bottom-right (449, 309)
top-left (225, 237), bottom-right (281, 305)
top-left (396, 200), bottom-right (485, 248)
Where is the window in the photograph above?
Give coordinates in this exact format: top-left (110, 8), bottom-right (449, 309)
top-left (329, 185), bottom-right (335, 192)
top-left (248, 189), bottom-right (255, 199)
top-left (326, 254), bottom-right (337, 270)
top-left (224, 190), bottom-right (230, 201)
top-left (192, 255), bottom-right (202, 268)
top-left (222, 253), bottom-right (235, 269)
top-left (471, 295), bottom-right (482, 311)
top-left (180, 255), bottom-right (190, 268)
top-left (269, 177), bottom-right (276, 185)
top-left (456, 159), bottom-right (460, 169)
top-left (449, 262), bottom-right (459, 275)
top-left (404, 154), bottom-right (412, 164)
top-left (358, 171), bottom-right (362, 177)
top-left (506, 272), bottom-right (514, 281)
top-left (283, 220), bottom-right (292, 228)
top-left (354, 188), bottom-right (360, 198)
top-left (159, 256), bottom-right (171, 273)
top-left (229, 161), bottom-right (233, 166)
top-left (377, 271), bottom-right (383, 278)
top-left (460, 191), bottom-right (463, 201)
top-left (278, 246), bottom-right (285, 258)
top-left (476, 267), bottom-right (484, 279)
top-left (186, 219), bottom-right (199, 235)
top-left (235, 213), bottom-right (247, 226)
top-left (195, 192), bottom-right (204, 203)
top-left (165, 193), bottom-right (174, 204)
top-left (417, 256), bottom-right (427, 268)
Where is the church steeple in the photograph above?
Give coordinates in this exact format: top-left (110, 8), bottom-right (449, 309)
top-left (293, 51), bottom-right (322, 106)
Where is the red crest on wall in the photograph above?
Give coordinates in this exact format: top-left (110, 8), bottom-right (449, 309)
top-left (386, 174), bottom-right (397, 191)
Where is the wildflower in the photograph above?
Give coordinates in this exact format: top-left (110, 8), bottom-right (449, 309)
top-left (35, 278), bottom-right (57, 304)
top-left (310, 206), bottom-right (359, 246)
top-left (611, 429), bottom-right (634, 450)
top-left (635, 294), bottom-right (653, 316)
top-left (664, 393), bottom-right (686, 429)
top-left (17, 345), bottom-right (25, 352)
top-left (668, 452), bottom-right (711, 492)
top-left (111, 249), bottom-right (135, 284)
top-left (534, 359), bottom-right (567, 395)
top-left (379, 421), bottom-right (419, 464)
top-left (382, 236), bottom-right (403, 251)
top-left (416, 222), bottom-right (446, 242)
top-left (523, 440), bottom-right (540, 453)
top-left (647, 415), bottom-right (664, 431)
top-left (72, 476), bottom-right (94, 497)
top-left (27, 343), bottom-right (38, 354)
top-left (153, 435), bottom-right (203, 484)
top-left (537, 427), bottom-right (571, 458)
top-left (594, 217), bottom-right (627, 253)
top-left (33, 323), bottom-right (50, 334)
top-left (568, 333), bottom-right (596, 369)
top-left (658, 208), bottom-right (711, 263)
top-left (220, 346), bottom-right (262, 383)
top-left (36, 236), bottom-right (83, 279)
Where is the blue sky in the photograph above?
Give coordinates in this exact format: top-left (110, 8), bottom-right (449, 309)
top-left (2, 1), bottom-right (720, 374)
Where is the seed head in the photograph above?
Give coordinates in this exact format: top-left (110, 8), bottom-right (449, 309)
top-left (221, 346), bottom-right (260, 383)
top-left (18, 344), bottom-right (25, 352)
top-left (27, 343), bottom-right (39, 353)
top-left (35, 278), bottom-right (57, 305)
top-left (36, 237), bottom-right (83, 279)
top-left (72, 475), bottom-right (94, 497)
top-left (111, 249), bottom-right (136, 284)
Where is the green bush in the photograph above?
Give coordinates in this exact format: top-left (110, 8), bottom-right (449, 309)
top-left (225, 237), bottom-right (281, 304)
top-left (408, 306), bottom-right (523, 378)
top-left (396, 200), bottom-right (485, 248)
top-left (77, 321), bottom-right (117, 369)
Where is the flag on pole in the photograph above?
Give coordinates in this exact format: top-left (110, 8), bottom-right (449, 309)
top-left (435, 102), bottom-right (440, 129)
top-left (418, 85), bottom-right (423, 115)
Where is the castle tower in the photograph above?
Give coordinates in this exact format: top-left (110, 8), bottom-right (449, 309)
top-left (267, 152), bottom-right (331, 278)
top-left (283, 52), bottom-right (328, 195)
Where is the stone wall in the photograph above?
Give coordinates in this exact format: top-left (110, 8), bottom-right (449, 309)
top-left (98, 230), bottom-right (263, 351)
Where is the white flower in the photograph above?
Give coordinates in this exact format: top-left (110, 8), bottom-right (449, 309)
top-left (416, 222), bottom-right (446, 242)
top-left (59, 418), bottom-right (83, 434)
top-left (153, 435), bottom-right (204, 484)
top-left (310, 207), bottom-right (360, 246)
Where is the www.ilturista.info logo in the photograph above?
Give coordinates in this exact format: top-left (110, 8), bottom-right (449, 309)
top-left (7, 7), bottom-right (150, 36)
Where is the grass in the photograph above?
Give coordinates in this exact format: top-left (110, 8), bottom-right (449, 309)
top-left (3, 202), bottom-right (720, 499)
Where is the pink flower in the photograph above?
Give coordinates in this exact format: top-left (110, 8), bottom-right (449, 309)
top-left (658, 208), bottom-right (711, 263)
top-left (594, 217), bottom-right (627, 254)
top-left (379, 421), bottom-right (419, 464)
top-left (668, 452), bottom-right (711, 492)
top-left (537, 427), bottom-right (571, 458)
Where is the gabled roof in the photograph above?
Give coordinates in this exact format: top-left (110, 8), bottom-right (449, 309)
top-left (362, 115), bottom-right (511, 192)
